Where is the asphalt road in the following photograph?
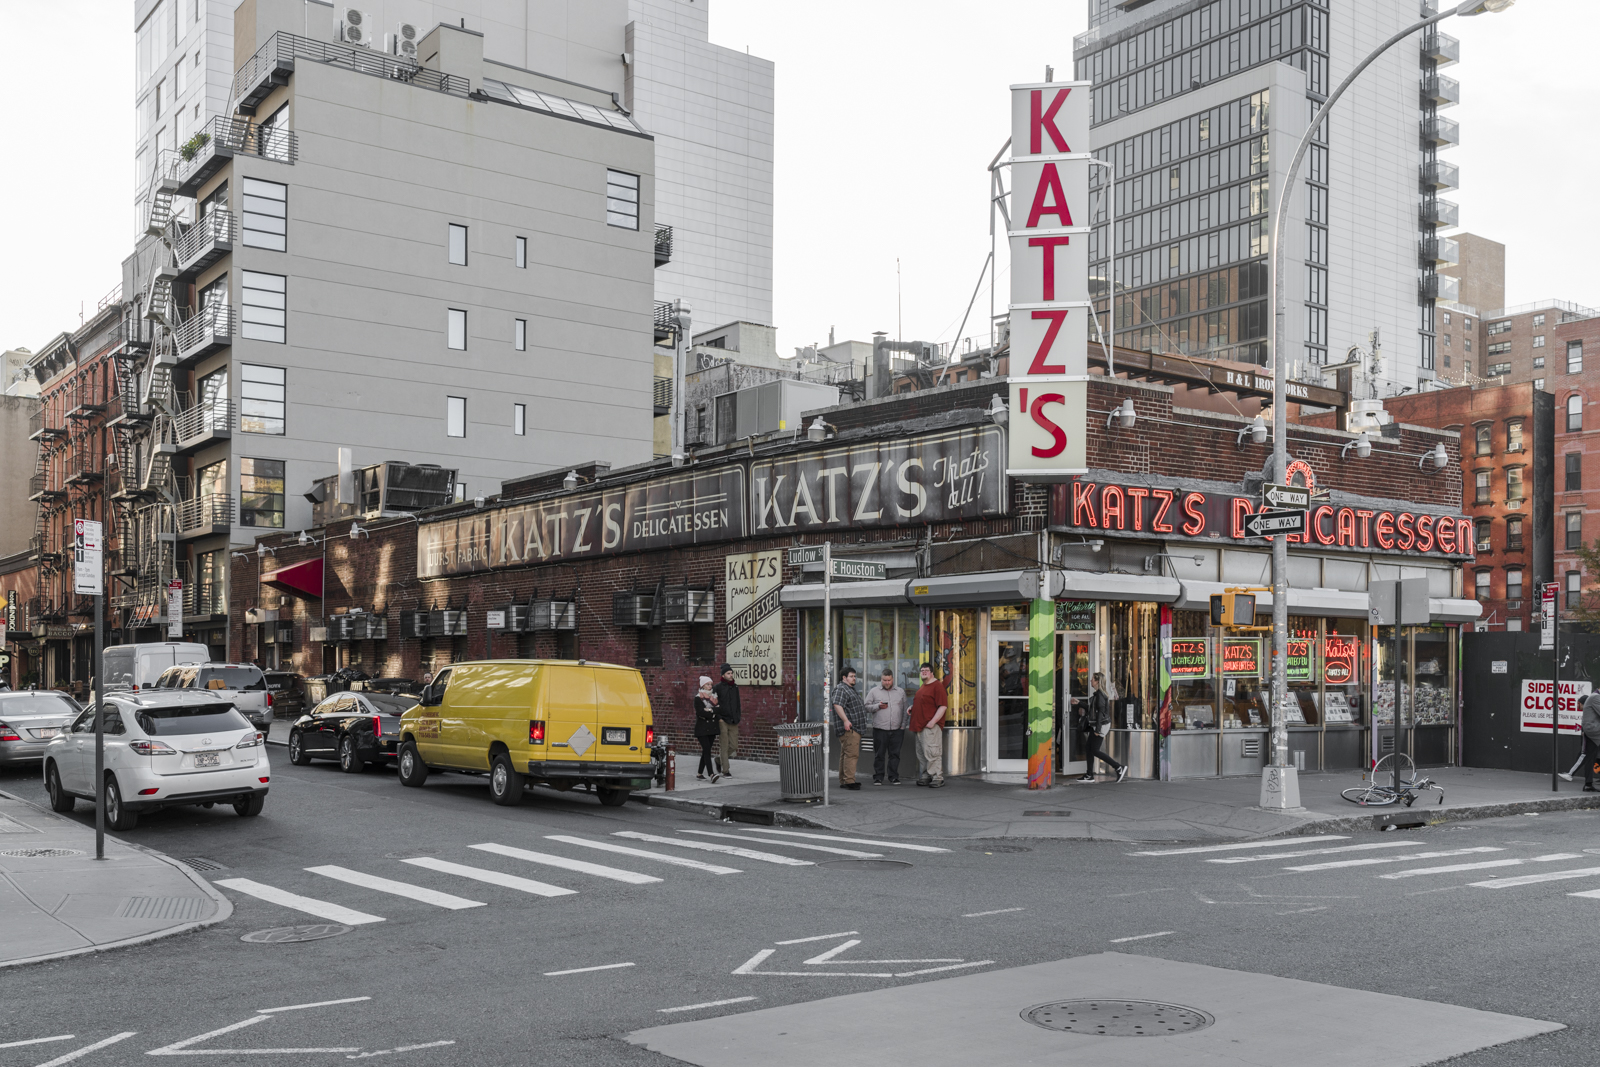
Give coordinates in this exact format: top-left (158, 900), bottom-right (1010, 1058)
top-left (2, 753), bottom-right (1598, 1066)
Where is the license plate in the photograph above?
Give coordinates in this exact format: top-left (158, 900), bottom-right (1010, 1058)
top-left (602, 727), bottom-right (630, 745)
top-left (194, 752), bottom-right (220, 768)
top-left (35, 727), bottom-right (58, 739)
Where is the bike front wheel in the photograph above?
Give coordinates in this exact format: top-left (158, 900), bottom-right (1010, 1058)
top-left (1342, 785), bottom-right (1399, 807)
top-left (1369, 752), bottom-right (1416, 787)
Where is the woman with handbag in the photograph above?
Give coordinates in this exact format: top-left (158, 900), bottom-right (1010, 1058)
top-left (693, 676), bottom-right (722, 782)
top-left (1077, 672), bottom-right (1127, 783)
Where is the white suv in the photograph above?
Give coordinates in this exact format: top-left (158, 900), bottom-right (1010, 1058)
top-left (42, 690), bottom-right (270, 831)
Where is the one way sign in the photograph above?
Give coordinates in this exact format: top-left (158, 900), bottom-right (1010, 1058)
top-left (1245, 509), bottom-right (1306, 537)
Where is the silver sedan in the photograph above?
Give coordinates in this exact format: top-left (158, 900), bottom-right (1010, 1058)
top-left (0, 692), bottom-right (82, 767)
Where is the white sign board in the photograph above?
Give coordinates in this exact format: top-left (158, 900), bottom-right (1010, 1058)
top-left (725, 550), bottom-right (782, 686)
top-left (1520, 678), bottom-right (1591, 734)
top-left (73, 519), bottom-right (103, 596)
top-left (485, 610), bottom-right (506, 630)
top-left (1006, 80), bottom-right (1092, 481)
top-left (1541, 583), bottom-right (1557, 650)
top-left (168, 579), bottom-right (184, 638)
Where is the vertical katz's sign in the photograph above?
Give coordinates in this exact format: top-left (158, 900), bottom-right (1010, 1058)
top-left (1007, 79), bottom-right (1092, 481)
top-left (725, 551), bottom-right (782, 686)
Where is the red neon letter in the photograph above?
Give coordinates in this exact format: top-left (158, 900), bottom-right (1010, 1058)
top-left (1396, 512), bottom-right (1416, 550)
top-left (1231, 497), bottom-right (1255, 539)
top-left (1182, 492), bottom-right (1206, 535)
top-left (1374, 512), bottom-right (1396, 550)
top-left (1151, 489), bottom-right (1175, 533)
top-left (1025, 164), bottom-right (1075, 228)
top-left (1101, 485), bottom-right (1126, 531)
top-left (1028, 236), bottom-right (1073, 301)
top-left (1458, 518), bottom-right (1474, 557)
top-left (1416, 514), bottom-right (1436, 553)
top-left (1030, 392), bottom-right (1068, 458)
top-left (1436, 517), bottom-right (1456, 554)
top-left (1126, 487), bottom-right (1149, 532)
top-left (1312, 505), bottom-right (1336, 546)
top-left (1336, 508), bottom-right (1357, 547)
top-left (1027, 309), bottom-right (1070, 374)
top-left (1030, 87), bottom-right (1072, 154)
top-left (1072, 480), bottom-right (1098, 527)
top-left (1355, 509), bottom-right (1374, 549)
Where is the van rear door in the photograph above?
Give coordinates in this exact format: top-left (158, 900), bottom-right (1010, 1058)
top-left (594, 667), bottom-right (651, 764)
top-left (544, 666), bottom-right (597, 762)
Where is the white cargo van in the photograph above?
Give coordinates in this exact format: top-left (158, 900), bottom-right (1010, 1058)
top-left (100, 642), bottom-right (211, 693)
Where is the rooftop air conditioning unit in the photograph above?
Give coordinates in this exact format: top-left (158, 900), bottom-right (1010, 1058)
top-left (341, 9), bottom-right (373, 46)
top-left (396, 22), bottom-right (420, 59)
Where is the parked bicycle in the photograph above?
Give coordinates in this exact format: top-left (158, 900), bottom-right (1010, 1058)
top-left (1340, 753), bottom-right (1445, 808)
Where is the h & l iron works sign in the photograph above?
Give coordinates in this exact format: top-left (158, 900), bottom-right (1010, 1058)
top-left (749, 426), bottom-right (1005, 533)
top-left (419, 469), bottom-right (747, 578)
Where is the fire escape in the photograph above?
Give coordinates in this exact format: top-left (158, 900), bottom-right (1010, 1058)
top-left (26, 359), bottom-right (70, 629)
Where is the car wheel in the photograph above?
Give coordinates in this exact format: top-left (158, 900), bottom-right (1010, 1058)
top-left (234, 793), bottom-right (266, 817)
top-left (397, 742), bottom-right (429, 787)
top-left (489, 752), bottom-right (524, 806)
top-left (45, 762), bottom-right (75, 813)
top-left (288, 729), bottom-right (313, 766)
top-left (338, 735), bottom-right (366, 774)
top-left (597, 787), bottom-right (631, 808)
top-left (104, 775), bottom-right (139, 831)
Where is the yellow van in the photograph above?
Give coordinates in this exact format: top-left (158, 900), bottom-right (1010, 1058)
top-left (396, 660), bottom-right (656, 807)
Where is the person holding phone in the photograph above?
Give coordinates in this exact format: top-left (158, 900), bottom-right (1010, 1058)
top-left (1078, 672), bottom-right (1126, 783)
top-left (864, 669), bottom-right (908, 785)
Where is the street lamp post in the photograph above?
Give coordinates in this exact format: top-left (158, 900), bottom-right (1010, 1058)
top-left (1263, 0), bottom-right (1516, 808)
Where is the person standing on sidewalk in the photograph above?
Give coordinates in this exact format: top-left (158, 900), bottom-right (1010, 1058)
top-left (713, 664), bottom-right (742, 778)
top-left (693, 676), bottom-right (721, 782)
top-left (1077, 672), bottom-right (1127, 783)
top-left (865, 669), bottom-right (908, 785)
top-left (1582, 690), bottom-right (1600, 792)
top-left (832, 667), bottom-right (864, 791)
top-left (909, 662), bottom-right (948, 788)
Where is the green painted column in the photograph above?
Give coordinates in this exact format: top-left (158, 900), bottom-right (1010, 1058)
top-left (1027, 597), bottom-right (1055, 789)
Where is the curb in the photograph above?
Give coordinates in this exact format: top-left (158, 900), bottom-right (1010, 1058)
top-left (640, 792), bottom-right (827, 828)
top-left (1276, 793), bottom-right (1600, 837)
top-left (0, 790), bottom-right (234, 970)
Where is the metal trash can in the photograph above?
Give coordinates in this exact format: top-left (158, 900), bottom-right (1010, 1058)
top-left (772, 721), bottom-right (826, 801)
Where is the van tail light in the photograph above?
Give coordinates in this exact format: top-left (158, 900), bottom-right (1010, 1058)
top-left (529, 720), bottom-right (546, 743)
top-left (0, 722), bottom-right (20, 742)
top-left (130, 739), bottom-right (179, 756)
top-left (646, 725), bottom-right (655, 746)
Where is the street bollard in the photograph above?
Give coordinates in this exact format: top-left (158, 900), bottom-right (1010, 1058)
top-left (666, 742), bottom-right (676, 791)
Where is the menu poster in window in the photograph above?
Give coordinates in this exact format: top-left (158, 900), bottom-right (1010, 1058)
top-left (1321, 692), bottom-right (1355, 723)
top-left (1168, 639), bottom-right (1210, 679)
top-left (1286, 639), bottom-right (1312, 683)
top-left (1322, 635), bottom-right (1358, 685)
top-left (1221, 639), bottom-right (1261, 677)
top-left (1056, 600), bottom-right (1096, 631)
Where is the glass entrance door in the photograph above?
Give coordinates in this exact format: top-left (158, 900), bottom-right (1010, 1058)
top-left (1057, 633), bottom-right (1095, 776)
top-left (986, 632), bottom-right (1030, 774)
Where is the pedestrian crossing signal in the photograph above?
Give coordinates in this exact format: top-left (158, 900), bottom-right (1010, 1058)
top-left (1210, 592), bottom-right (1256, 627)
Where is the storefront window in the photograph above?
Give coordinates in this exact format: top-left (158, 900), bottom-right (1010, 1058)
top-left (1321, 619), bottom-right (1365, 728)
top-left (1285, 615), bottom-right (1320, 726)
top-left (1167, 610), bottom-right (1215, 731)
top-left (1106, 601), bottom-right (1159, 727)
top-left (934, 609), bottom-right (979, 727)
top-left (1220, 636), bottom-right (1266, 729)
top-left (804, 607), bottom-right (925, 721)
top-left (1413, 629), bottom-right (1453, 726)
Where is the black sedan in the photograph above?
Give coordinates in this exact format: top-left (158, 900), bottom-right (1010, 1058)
top-left (287, 691), bottom-right (417, 773)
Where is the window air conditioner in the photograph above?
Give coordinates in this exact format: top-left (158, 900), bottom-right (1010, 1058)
top-left (396, 22), bottom-right (420, 59)
top-left (341, 9), bottom-right (373, 46)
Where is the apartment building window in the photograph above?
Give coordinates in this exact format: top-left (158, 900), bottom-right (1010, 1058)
top-left (446, 396), bottom-right (466, 438)
top-left (1474, 470), bottom-right (1490, 505)
top-left (240, 177), bottom-right (287, 251)
top-left (513, 403), bottom-right (526, 436)
top-left (1507, 419), bottom-right (1524, 452)
top-left (1443, 312), bottom-right (1452, 326)
top-left (1506, 568), bottom-right (1524, 604)
top-left (514, 319), bottom-right (526, 352)
top-left (1535, 378), bottom-right (1546, 392)
top-left (515, 236), bottom-right (527, 268)
top-left (239, 364), bottom-right (285, 434)
top-left (1569, 394), bottom-right (1584, 432)
top-left (1487, 342), bottom-right (1511, 357)
top-left (241, 271), bottom-right (286, 342)
top-left (1568, 512), bottom-right (1584, 550)
top-left (1535, 356), bottom-right (1545, 369)
top-left (1474, 424), bottom-right (1492, 456)
top-left (1474, 570), bottom-right (1491, 601)
top-left (1507, 516), bottom-right (1524, 550)
top-left (1443, 334), bottom-right (1451, 347)
top-left (1534, 335), bottom-right (1546, 348)
top-left (1534, 314), bottom-right (1546, 328)
top-left (1507, 617), bottom-right (1523, 632)
top-left (196, 548), bottom-right (225, 616)
top-left (453, 482), bottom-right (466, 503)
top-left (448, 224), bottom-right (468, 266)
top-left (1488, 320), bottom-right (1512, 336)
top-left (1465, 317), bottom-right (1474, 330)
top-left (1465, 339), bottom-right (1472, 353)
top-left (1568, 453), bottom-right (1582, 491)
top-left (1487, 363), bottom-right (1512, 378)
top-left (636, 626), bottom-right (662, 668)
top-left (447, 309), bottom-right (467, 351)
top-left (1568, 570), bottom-right (1582, 609)
top-left (1570, 341), bottom-right (1585, 374)
top-left (1506, 467), bottom-right (1524, 506)
top-left (606, 169), bottom-right (640, 230)
top-left (1474, 519), bottom-right (1491, 554)
top-left (239, 458), bottom-right (285, 528)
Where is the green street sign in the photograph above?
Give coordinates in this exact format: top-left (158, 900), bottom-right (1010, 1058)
top-left (830, 558), bottom-right (887, 581)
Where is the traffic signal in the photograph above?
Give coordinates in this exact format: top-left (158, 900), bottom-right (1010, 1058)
top-left (1210, 592), bottom-right (1257, 627)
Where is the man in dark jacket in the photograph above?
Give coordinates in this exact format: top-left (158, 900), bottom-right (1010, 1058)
top-left (713, 664), bottom-right (742, 777)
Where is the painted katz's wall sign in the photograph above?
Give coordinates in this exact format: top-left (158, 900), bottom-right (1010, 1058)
top-left (1050, 479), bottom-right (1475, 559)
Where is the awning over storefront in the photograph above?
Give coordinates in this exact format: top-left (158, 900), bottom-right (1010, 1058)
top-left (781, 579), bottom-right (910, 609)
top-left (1429, 598), bottom-right (1483, 623)
top-left (1056, 570), bottom-right (1182, 603)
top-left (907, 569), bottom-right (1181, 607)
top-left (1175, 582), bottom-right (1483, 623)
top-left (261, 558), bottom-right (323, 598)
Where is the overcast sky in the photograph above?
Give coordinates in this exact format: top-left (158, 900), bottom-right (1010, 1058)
top-left (1, 0), bottom-right (1594, 357)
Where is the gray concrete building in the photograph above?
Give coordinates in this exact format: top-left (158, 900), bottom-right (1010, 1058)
top-left (1074, 0), bottom-right (1465, 395)
top-left (0, 394), bottom-right (39, 558)
top-left (117, 2), bottom-right (662, 646)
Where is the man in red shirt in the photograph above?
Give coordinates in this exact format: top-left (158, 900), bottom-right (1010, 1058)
top-left (908, 662), bottom-right (948, 787)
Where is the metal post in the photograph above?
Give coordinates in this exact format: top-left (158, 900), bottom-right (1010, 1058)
top-left (1090, 158), bottom-right (1117, 379)
top-left (93, 590), bottom-right (105, 860)
top-left (821, 541), bottom-right (831, 808)
top-left (1553, 584), bottom-right (1561, 792)
top-left (671, 301), bottom-right (692, 465)
top-left (1392, 621), bottom-right (1404, 796)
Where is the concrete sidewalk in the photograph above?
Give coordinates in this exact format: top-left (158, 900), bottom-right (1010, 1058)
top-left (0, 790), bottom-right (231, 968)
top-left (644, 765), bottom-right (1600, 842)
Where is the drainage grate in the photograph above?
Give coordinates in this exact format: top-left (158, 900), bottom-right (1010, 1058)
top-left (967, 844), bottom-right (1034, 853)
top-left (1023, 810), bottom-right (1073, 817)
top-left (242, 924), bottom-right (353, 944)
top-left (0, 848), bottom-right (83, 859)
top-left (1023, 1000), bottom-right (1214, 1037)
top-left (117, 896), bottom-right (211, 921)
top-left (181, 857), bottom-right (229, 872)
top-left (820, 859), bottom-right (913, 871)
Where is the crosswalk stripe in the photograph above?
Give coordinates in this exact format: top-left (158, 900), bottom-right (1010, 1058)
top-left (1207, 842), bottom-right (1412, 865)
top-left (1567, 889), bottom-right (1600, 900)
top-left (1471, 866), bottom-right (1600, 889)
top-left (306, 865), bottom-right (486, 910)
top-left (1283, 847), bottom-right (1503, 873)
top-left (738, 828), bottom-right (950, 854)
top-left (544, 835), bottom-right (742, 875)
top-left (401, 857), bottom-right (577, 898)
top-left (471, 842), bottom-right (664, 884)
top-left (216, 878), bottom-right (386, 924)
top-left (1380, 854), bottom-right (1582, 880)
top-left (1129, 836), bottom-right (1351, 857)
top-left (679, 829), bottom-right (883, 858)
top-left (613, 831), bottom-right (813, 866)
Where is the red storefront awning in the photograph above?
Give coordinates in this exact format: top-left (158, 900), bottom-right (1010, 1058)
top-left (261, 558), bottom-right (324, 598)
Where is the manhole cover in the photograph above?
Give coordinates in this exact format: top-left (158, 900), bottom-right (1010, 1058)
top-left (1023, 1000), bottom-right (1214, 1037)
top-left (182, 856), bottom-right (228, 872)
top-left (241, 924), bottom-right (353, 944)
top-left (966, 844), bottom-right (1034, 853)
top-left (1024, 810), bottom-right (1073, 817)
top-left (0, 848), bottom-right (83, 859)
top-left (820, 859), bottom-right (913, 871)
